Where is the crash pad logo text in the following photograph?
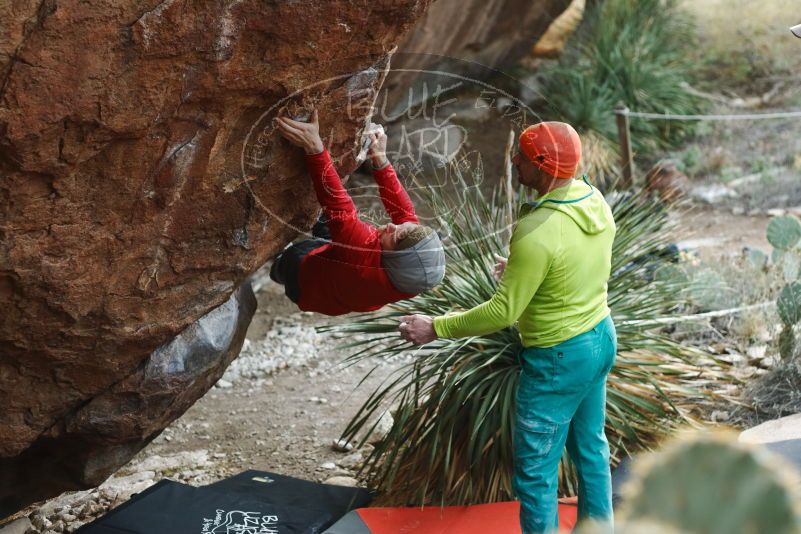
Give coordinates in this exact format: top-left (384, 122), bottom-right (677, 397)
top-left (202, 509), bottom-right (279, 534)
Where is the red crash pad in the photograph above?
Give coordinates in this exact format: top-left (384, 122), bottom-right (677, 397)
top-left (350, 498), bottom-right (578, 533)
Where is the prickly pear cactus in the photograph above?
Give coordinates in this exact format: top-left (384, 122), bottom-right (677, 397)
top-left (619, 432), bottom-right (801, 534)
top-left (767, 216), bottom-right (801, 360)
top-left (744, 248), bottom-right (769, 270)
top-left (688, 269), bottom-right (736, 311)
top-left (778, 282), bottom-right (801, 326)
top-left (779, 327), bottom-right (797, 361)
top-left (654, 264), bottom-right (690, 286)
top-left (779, 252), bottom-right (801, 281)
top-left (768, 216), bottom-right (801, 251)
top-left (777, 282), bottom-right (801, 359)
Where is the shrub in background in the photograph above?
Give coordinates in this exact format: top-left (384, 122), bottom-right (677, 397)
top-left (681, 0), bottom-right (801, 92)
top-left (531, 0), bottom-right (703, 181)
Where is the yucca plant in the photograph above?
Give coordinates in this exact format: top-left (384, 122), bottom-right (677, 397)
top-left (534, 0), bottom-right (702, 172)
top-left (322, 156), bottom-right (734, 505)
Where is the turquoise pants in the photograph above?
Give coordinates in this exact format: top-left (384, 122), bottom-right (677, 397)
top-left (513, 315), bottom-right (616, 534)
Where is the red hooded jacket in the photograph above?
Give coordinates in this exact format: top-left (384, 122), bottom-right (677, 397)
top-left (297, 150), bottom-right (418, 315)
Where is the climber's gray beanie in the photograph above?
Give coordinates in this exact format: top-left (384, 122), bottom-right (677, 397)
top-left (381, 231), bottom-right (446, 294)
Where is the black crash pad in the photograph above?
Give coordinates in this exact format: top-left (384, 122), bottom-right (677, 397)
top-left (77, 471), bottom-right (371, 534)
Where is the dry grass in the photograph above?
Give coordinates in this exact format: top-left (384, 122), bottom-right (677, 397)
top-left (736, 361), bottom-right (801, 426)
top-left (681, 0), bottom-right (801, 88)
top-left (579, 130), bottom-right (619, 188)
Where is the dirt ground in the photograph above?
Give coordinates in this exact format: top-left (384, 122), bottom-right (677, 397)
top-left (674, 206), bottom-right (770, 261)
top-left (135, 283), bottom-right (403, 485)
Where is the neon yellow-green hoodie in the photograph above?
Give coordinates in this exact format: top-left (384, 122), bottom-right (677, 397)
top-left (433, 177), bottom-right (616, 348)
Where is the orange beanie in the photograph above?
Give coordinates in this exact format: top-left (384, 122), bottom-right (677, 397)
top-left (519, 122), bottom-right (582, 179)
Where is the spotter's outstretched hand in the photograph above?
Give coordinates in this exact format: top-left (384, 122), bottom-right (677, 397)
top-left (492, 254), bottom-right (508, 281)
top-left (399, 314), bottom-right (437, 345)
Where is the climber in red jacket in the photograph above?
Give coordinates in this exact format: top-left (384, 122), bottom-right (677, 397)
top-left (269, 110), bottom-right (446, 316)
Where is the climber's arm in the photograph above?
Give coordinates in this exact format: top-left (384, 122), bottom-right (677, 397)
top-left (277, 111), bottom-right (375, 249)
top-left (367, 129), bottom-right (418, 224)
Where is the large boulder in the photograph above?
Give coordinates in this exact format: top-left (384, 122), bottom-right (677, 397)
top-left (382, 0), bottom-right (573, 116)
top-left (0, 0), bottom-right (428, 514)
top-left (0, 282), bottom-right (256, 515)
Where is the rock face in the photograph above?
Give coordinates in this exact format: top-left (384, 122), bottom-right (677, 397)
top-left (0, 0), bottom-right (428, 515)
top-left (1, 283), bottom-right (255, 515)
top-left (382, 0), bottom-right (573, 115)
top-left (532, 0), bottom-right (585, 58)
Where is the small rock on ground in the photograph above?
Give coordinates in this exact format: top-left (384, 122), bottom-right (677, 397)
top-left (740, 413), bottom-right (801, 444)
top-left (323, 476), bottom-right (359, 487)
top-left (0, 518), bottom-right (32, 534)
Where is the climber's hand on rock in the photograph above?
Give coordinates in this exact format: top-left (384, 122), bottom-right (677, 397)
top-left (277, 109), bottom-right (324, 155)
top-left (368, 129), bottom-right (388, 168)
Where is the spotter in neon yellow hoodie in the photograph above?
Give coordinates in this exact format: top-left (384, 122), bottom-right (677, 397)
top-left (433, 177), bottom-right (616, 348)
